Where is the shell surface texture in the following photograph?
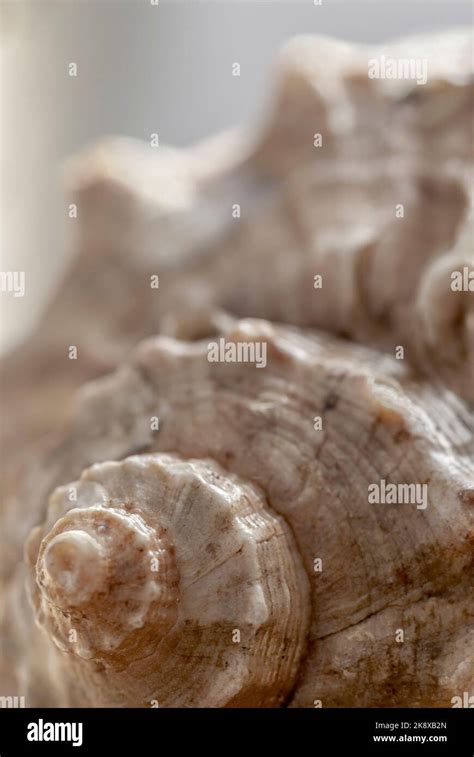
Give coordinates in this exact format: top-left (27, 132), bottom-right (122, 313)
top-left (0, 30), bottom-right (473, 709)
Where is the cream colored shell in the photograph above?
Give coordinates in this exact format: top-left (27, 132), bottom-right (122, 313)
top-left (7, 318), bottom-right (473, 707)
top-left (1, 30), bottom-right (473, 710)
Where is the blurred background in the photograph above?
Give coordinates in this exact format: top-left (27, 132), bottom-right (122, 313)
top-left (1, 0), bottom-right (472, 352)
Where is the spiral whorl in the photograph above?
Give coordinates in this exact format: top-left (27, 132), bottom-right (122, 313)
top-left (26, 453), bottom-right (310, 706)
top-left (34, 504), bottom-right (179, 664)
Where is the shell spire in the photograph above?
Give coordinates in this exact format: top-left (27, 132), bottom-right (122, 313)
top-left (26, 453), bottom-right (310, 707)
top-left (32, 504), bottom-right (179, 664)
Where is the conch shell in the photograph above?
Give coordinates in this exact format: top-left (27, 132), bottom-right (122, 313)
top-left (5, 318), bottom-right (472, 707)
top-left (1, 30), bottom-right (473, 710)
